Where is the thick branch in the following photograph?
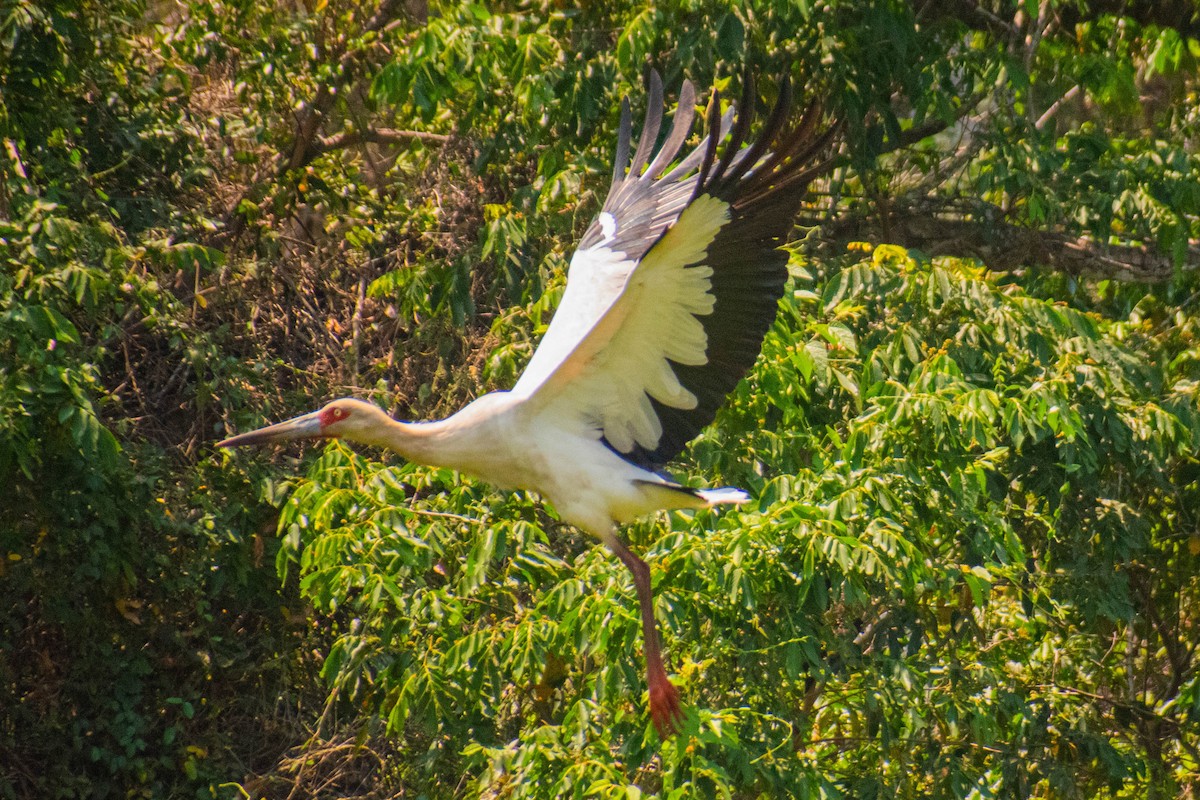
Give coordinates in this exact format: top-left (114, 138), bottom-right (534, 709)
top-left (285, 0), bottom-right (415, 173)
top-left (890, 115), bottom-right (953, 149)
top-left (930, 1), bottom-right (1200, 40)
top-left (216, 0), bottom-right (421, 246)
top-left (1057, 1), bottom-right (1200, 39)
top-left (826, 198), bottom-right (1197, 282)
top-left (1035, 84), bottom-right (1081, 131)
top-left (868, 90), bottom-right (988, 161)
top-left (311, 127), bottom-right (450, 160)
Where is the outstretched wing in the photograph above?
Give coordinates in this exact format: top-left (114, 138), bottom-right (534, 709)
top-left (512, 71), bottom-right (837, 468)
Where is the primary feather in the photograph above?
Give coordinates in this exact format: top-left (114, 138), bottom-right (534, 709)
top-left (515, 72), bottom-right (836, 468)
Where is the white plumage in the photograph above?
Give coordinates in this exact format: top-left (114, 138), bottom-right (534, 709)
top-left (219, 71), bottom-right (836, 737)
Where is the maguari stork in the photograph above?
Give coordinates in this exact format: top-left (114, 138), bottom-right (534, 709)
top-left (220, 71), bottom-right (836, 737)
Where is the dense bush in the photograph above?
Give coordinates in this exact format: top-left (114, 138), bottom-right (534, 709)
top-left (0, 3), bottom-right (302, 795)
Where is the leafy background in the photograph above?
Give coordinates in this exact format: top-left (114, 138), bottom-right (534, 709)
top-left (1, 0), bottom-right (1198, 797)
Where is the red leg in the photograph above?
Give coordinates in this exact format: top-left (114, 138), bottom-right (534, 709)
top-left (607, 535), bottom-right (684, 737)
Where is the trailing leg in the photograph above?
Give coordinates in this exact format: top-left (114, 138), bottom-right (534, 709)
top-left (605, 531), bottom-right (683, 737)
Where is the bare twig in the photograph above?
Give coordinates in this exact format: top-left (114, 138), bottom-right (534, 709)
top-left (349, 275), bottom-right (366, 383)
top-left (1035, 84), bottom-right (1081, 131)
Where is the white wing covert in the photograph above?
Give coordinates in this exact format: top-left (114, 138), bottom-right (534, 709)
top-left (513, 72), bottom-right (837, 468)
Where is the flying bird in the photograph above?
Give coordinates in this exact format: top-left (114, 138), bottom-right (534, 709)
top-left (220, 71), bottom-right (836, 737)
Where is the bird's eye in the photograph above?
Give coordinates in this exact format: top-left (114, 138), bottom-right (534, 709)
top-left (321, 406), bottom-right (350, 426)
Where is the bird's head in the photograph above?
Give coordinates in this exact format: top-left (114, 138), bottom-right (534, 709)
top-left (217, 397), bottom-right (389, 449)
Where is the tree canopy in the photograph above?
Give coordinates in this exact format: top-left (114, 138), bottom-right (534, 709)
top-left (1, 1), bottom-right (1198, 797)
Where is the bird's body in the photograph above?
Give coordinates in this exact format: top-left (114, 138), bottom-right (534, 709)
top-left (220, 71), bottom-right (836, 736)
top-left (312, 396), bottom-right (732, 530)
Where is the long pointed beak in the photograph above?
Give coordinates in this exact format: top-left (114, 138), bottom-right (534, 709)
top-left (217, 411), bottom-right (324, 448)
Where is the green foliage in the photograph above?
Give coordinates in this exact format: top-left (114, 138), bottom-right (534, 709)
top-left (0, 0), bottom-right (206, 229)
top-left (929, 13), bottom-right (1200, 264)
top-left (0, 189), bottom-right (301, 796)
top-left (0, 6), bottom-right (302, 797)
top-left (278, 247), bottom-right (1200, 797)
top-left (4, 0), bottom-right (1200, 796)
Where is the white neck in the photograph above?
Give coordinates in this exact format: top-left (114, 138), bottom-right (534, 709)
top-left (342, 392), bottom-right (520, 472)
top-left (351, 416), bottom-right (454, 466)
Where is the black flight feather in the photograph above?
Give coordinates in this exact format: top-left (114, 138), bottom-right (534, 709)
top-left (580, 71), bottom-right (837, 469)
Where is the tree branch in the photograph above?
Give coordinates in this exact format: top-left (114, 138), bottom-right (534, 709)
top-left (825, 197), bottom-right (1198, 281)
top-left (284, 0), bottom-right (415, 173)
top-left (1035, 84), bottom-right (1081, 131)
top-left (311, 127), bottom-right (450, 159)
top-left (216, 0), bottom-right (423, 247)
top-left (869, 90), bottom-right (989, 160)
top-left (930, 0), bottom-right (1200, 40)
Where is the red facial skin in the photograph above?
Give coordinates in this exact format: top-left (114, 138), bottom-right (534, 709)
top-left (319, 405), bottom-right (350, 432)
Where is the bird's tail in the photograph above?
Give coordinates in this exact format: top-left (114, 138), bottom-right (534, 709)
top-left (633, 480), bottom-right (750, 510)
top-left (694, 487), bottom-right (750, 506)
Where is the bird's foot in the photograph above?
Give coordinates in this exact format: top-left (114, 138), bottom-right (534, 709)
top-left (648, 673), bottom-right (684, 738)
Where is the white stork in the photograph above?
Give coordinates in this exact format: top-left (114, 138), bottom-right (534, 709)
top-left (219, 71), bottom-right (836, 736)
